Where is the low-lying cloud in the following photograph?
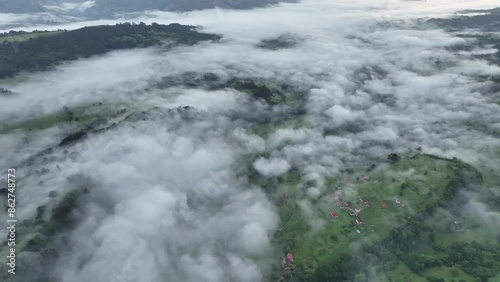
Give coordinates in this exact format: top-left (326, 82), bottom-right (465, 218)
top-left (1, 1), bottom-right (500, 281)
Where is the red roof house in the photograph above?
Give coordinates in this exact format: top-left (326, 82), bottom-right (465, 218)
top-left (286, 253), bottom-right (294, 263)
top-left (331, 212), bottom-right (339, 219)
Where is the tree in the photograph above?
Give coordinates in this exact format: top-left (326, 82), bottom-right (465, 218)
top-left (388, 153), bottom-right (400, 162)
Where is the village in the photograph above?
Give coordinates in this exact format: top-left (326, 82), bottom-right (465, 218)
top-left (328, 175), bottom-right (407, 233)
top-left (279, 164), bottom-right (467, 282)
top-left (279, 174), bottom-right (411, 279)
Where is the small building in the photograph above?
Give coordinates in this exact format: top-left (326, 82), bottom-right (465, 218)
top-left (395, 199), bottom-right (401, 204)
top-left (379, 201), bottom-right (388, 208)
top-left (282, 253), bottom-right (295, 271)
top-left (354, 219), bottom-right (366, 225)
top-left (359, 197), bottom-right (369, 204)
top-left (451, 220), bottom-right (464, 232)
top-left (362, 175), bottom-right (371, 181)
top-left (349, 211), bottom-right (357, 217)
top-left (331, 212), bottom-right (339, 219)
top-left (354, 208), bottom-right (362, 213)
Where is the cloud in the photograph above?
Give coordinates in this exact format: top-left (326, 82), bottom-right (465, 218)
top-left (40, 112), bottom-right (280, 282)
top-left (297, 199), bottom-right (326, 231)
top-left (324, 104), bottom-right (366, 127)
top-left (43, 1), bottom-right (96, 13)
top-left (253, 157), bottom-right (291, 177)
top-left (1, 1), bottom-right (500, 281)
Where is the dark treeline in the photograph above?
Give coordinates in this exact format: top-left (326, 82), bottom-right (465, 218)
top-left (425, 7), bottom-right (500, 32)
top-left (0, 22), bottom-right (221, 78)
top-left (0, 29), bottom-right (66, 38)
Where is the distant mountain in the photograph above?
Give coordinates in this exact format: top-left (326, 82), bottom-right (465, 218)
top-left (0, 0), bottom-right (297, 17)
top-left (91, 0), bottom-right (291, 12)
top-left (426, 7), bottom-right (500, 32)
top-left (0, 23), bottom-right (221, 78)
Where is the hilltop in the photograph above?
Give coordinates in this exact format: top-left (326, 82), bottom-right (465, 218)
top-left (0, 23), bottom-right (221, 79)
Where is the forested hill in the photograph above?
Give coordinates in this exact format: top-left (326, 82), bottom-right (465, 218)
top-left (0, 23), bottom-right (221, 79)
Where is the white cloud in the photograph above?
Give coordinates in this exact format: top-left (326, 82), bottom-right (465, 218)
top-left (324, 104), bottom-right (366, 126)
top-left (1, 1), bottom-right (500, 281)
top-left (253, 157), bottom-right (291, 177)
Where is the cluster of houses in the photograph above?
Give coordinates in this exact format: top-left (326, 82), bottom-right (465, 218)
top-left (280, 253), bottom-right (294, 279)
top-left (331, 191), bottom-right (372, 228)
top-left (278, 175), bottom-right (417, 278)
top-left (329, 176), bottom-right (410, 233)
top-left (331, 175), bottom-right (372, 226)
top-left (278, 177), bottom-right (377, 278)
top-left (330, 190), bottom-right (411, 235)
top-left (349, 200), bottom-right (367, 226)
top-left (330, 198), bottom-right (404, 236)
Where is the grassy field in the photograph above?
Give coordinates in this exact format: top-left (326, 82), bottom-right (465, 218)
top-left (423, 266), bottom-right (476, 281)
top-left (0, 102), bottom-right (135, 134)
top-left (0, 75), bottom-right (29, 85)
top-left (263, 152), bottom-right (492, 281)
top-left (250, 116), bottom-right (306, 139)
top-left (386, 262), bottom-right (427, 282)
top-left (0, 30), bottom-right (65, 43)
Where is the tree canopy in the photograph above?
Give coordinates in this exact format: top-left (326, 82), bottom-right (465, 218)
top-left (0, 23), bottom-right (221, 78)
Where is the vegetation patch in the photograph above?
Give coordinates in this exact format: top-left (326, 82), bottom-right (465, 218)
top-left (0, 23), bottom-right (221, 78)
top-left (0, 30), bottom-right (65, 43)
top-left (425, 7), bottom-right (500, 32)
top-left (229, 78), bottom-right (301, 106)
top-left (0, 185), bottom-right (91, 282)
top-left (257, 33), bottom-right (301, 50)
top-left (246, 152), bottom-right (496, 282)
top-left (0, 102), bottom-right (130, 134)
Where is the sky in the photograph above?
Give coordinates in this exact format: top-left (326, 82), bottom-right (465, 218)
top-left (0, 0), bottom-right (499, 281)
